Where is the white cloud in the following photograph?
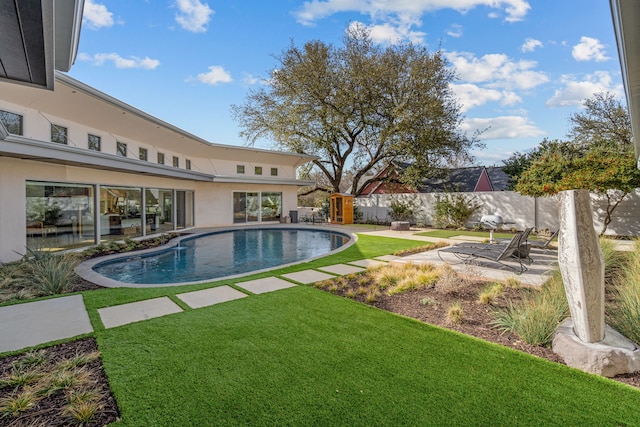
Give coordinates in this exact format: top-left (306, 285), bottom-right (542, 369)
top-left (447, 51), bottom-right (548, 90)
top-left (446, 24), bottom-right (463, 38)
top-left (451, 84), bottom-right (502, 112)
top-left (196, 66), bottom-right (233, 85)
top-left (83, 0), bottom-right (114, 30)
top-left (348, 20), bottom-right (426, 44)
top-left (78, 53), bottom-right (160, 69)
top-left (545, 71), bottom-right (623, 107)
top-left (175, 0), bottom-right (214, 33)
top-left (462, 116), bottom-right (545, 140)
top-left (572, 36), bottom-right (610, 62)
top-left (521, 38), bottom-right (542, 52)
top-left (294, 0), bottom-right (531, 26)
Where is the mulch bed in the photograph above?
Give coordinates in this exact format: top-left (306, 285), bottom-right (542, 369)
top-left (0, 338), bottom-right (119, 426)
top-left (319, 274), bottom-right (640, 389)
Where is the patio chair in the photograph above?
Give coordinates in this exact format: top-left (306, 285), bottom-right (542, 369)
top-left (528, 229), bottom-right (558, 251)
top-left (460, 227), bottom-right (533, 262)
top-left (437, 231), bottom-right (528, 274)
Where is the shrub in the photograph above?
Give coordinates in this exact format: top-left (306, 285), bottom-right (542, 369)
top-left (608, 240), bottom-right (640, 344)
top-left (478, 282), bottom-right (504, 305)
top-left (420, 297), bottom-right (435, 306)
top-left (432, 191), bottom-right (482, 229)
top-left (17, 251), bottom-right (79, 295)
top-left (600, 237), bottom-right (629, 283)
top-left (446, 301), bottom-right (464, 325)
top-left (388, 198), bottom-right (417, 222)
top-left (387, 270), bottom-right (439, 296)
top-left (490, 270), bottom-right (568, 346)
top-left (436, 264), bottom-right (469, 296)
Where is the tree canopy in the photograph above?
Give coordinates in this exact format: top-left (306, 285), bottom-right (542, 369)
top-left (232, 24), bottom-right (479, 195)
top-left (513, 92), bottom-right (640, 235)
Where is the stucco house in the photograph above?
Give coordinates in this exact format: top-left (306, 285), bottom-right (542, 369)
top-left (0, 1), bottom-right (315, 263)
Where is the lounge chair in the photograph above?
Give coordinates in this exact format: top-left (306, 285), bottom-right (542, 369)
top-left (528, 229), bottom-right (558, 251)
top-left (461, 227), bottom-right (533, 261)
top-left (437, 231), bottom-right (528, 274)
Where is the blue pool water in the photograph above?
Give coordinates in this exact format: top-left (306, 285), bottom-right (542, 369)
top-left (93, 228), bottom-right (350, 285)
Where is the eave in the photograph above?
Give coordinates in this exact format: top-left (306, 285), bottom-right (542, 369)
top-left (0, 0), bottom-right (84, 90)
top-left (610, 0), bottom-right (640, 166)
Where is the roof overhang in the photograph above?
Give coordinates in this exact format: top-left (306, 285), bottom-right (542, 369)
top-left (0, 0), bottom-right (84, 90)
top-left (610, 0), bottom-right (640, 167)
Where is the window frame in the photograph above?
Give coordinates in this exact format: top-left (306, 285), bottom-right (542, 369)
top-left (254, 166), bottom-right (263, 175)
top-left (172, 156), bottom-right (179, 168)
top-left (116, 141), bottom-right (127, 157)
top-left (270, 168), bottom-right (278, 177)
top-left (157, 152), bottom-right (165, 165)
top-left (51, 124), bottom-right (68, 145)
top-left (0, 110), bottom-right (23, 135)
top-left (88, 134), bottom-right (101, 151)
top-left (139, 147), bottom-right (148, 161)
top-left (237, 165), bottom-right (245, 174)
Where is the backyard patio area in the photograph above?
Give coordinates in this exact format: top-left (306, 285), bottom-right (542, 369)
top-left (1, 231), bottom-right (639, 425)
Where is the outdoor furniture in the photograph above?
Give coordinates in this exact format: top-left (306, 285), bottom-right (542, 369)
top-left (459, 227), bottom-right (533, 261)
top-left (437, 231), bottom-right (528, 274)
top-left (528, 229), bottom-right (559, 251)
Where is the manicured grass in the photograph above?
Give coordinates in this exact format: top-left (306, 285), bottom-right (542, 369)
top-left (415, 229), bottom-right (514, 239)
top-left (81, 234), bottom-right (430, 326)
top-left (97, 287), bottom-right (640, 426)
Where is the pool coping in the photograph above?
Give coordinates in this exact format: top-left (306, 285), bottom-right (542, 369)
top-left (75, 224), bottom-right (358, 288)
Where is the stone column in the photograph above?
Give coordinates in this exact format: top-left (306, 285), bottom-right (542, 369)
top-left (558, 189), bottom-right (605, 343)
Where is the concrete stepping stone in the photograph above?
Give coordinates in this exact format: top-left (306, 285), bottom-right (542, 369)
top-left (176, 286), bottom-right (247, 309)
top-left (99, 297), bottom-right (183, 329)
top-left (318, 264), bottom-right (365, 275)
top-left (376, 255), bottom-right (402, 261)
top-left (281, 270), bottom-right (336, 284)
top-left (236, 277), bottom-right (297, 294)
top-left (0, 295), bottom-right (93, 353)
top-left (349, 259), bottom-right (388, 268)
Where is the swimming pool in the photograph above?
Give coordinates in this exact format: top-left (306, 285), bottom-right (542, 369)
top-left (87, 227), bottom-right (352, 286)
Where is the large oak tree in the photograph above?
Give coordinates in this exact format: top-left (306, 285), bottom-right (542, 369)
top-left (232, 24), bottom-right (479, 195)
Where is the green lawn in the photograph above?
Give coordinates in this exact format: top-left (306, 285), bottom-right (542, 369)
top-left (97, 287), bottom-right (640, 426)
top-left (415, 229), bottom-right (515, 239)
top-left (80, 234), bottom-right (640, 425)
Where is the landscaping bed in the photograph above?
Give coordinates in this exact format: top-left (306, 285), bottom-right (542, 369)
top-left (313, 263), bottom-right (640, 389)
top-left (0, 338), bottom-right (119, 426)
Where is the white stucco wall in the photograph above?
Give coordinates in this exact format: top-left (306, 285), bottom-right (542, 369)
top-left (0, 157), bottom-right (301, 263)
top-left (355, 190), bottom-right (639, 236)
top-left (0, 99), bottom-right (298, 179)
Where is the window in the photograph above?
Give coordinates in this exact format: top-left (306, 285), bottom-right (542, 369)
top-left (100, 185), bottom-right (142, 240)
top-left (173, 156), bottom-right (179, 168)
top-left (26, 181), bottom-right (95, 253)
top-left (255, 166), bottom-right (262, 175)
top-left (234, 191), bottom-right (282, 223)
top-left (271, 168), bottom-right (278, 177)
top-left (139, 148), bottom-right (148, 161)
top-left (0, 110), bottom-right (23, 135)
top-left (186, 159), bottom-right (191, 170)
top-left (157, 152), bottom-right (165, 165)
top-left (116, 141), bottom-right (127, 157)
top-left (237, 165), bottom-right (245, 174)
top-left (88, 134), bottom-right (101, 151)
top-left (51, 124), bottom-right (68, 144)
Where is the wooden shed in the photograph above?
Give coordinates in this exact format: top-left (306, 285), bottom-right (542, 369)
top-left (329, 193), bottom-right (354, 224)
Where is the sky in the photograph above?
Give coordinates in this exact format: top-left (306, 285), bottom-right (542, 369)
top-left (68, 0), bottom-right (624, 166)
